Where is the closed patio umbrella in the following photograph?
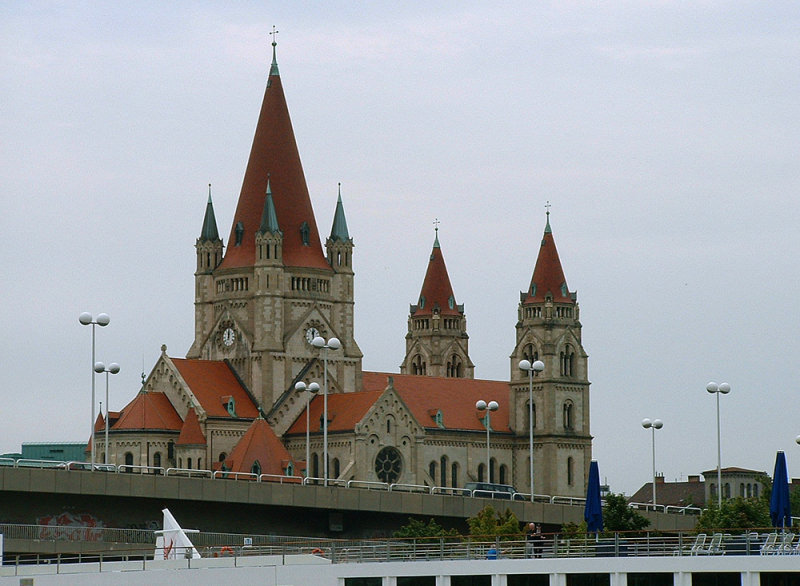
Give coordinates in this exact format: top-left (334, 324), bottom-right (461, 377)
top-left (585, 460), bottom-right (604, 533)
top-left (770, 451), bottom-right (791, 529)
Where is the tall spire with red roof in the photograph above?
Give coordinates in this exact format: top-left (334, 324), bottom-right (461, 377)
top-left (219, 36), bottom-right (329, 271)
top-left (401, 223), bottom-right (474, 378)
top-left (508, 205), bottom-right (591, 498)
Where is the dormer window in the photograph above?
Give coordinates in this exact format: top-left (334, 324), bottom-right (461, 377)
top-left (300, 221), bottom-right (310, 245)
top-left (223, 396), bottom-right (236, 417)
top-left (448, 295), bottom-right (455, 310)
top-left (234, 221), bottom-right (245, 246)
top-left (561, 283), bottom-right (568, 297)
top-left (434, 410), bottom-right (445, 429)
top-left (530, 284), bottom-right (537, 297)
top-left (419, 296), bottom-right (426, 309)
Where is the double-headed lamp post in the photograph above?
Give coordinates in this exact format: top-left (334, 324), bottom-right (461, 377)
top-left (311, 336), bottom-right (341, 486)
top-left (295, 381), bottom-right (320, 479)
top-left (476, 400), bottom-right (499, 483)
top-left (706, 381), bottom-right (731, 508)
top-left (94, 361), bottom-right (120, 465)
top-left (518, 359), bottom-right (545, 500)
top-left (641, 418), bottom-right (663, 505)
top-left (79, 312), bottom-right (110, 469)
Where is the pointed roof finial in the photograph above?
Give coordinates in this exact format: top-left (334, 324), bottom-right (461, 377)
top-left (329, 182), bottom-right (351, 241)
top-left (544, 200), bottom-right (552, 234)
top-left (200, 184), bottom-right (220, 241)
top-left (269, 26), bottom-right (280, 76)
top-left (259, 174), bottom-right (281, 234)
top-left (433, 218), bottom-right (440, 248)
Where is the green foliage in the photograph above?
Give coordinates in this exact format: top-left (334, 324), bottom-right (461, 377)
top-left (560, 521), bottom-right (587, 539)
top-left (467, 505), bottom-right (520, 540)
top-left (392, 517), bottom-right (460, 540)
top-left (791, 485), bottom-right (800, 515)
top-left (603, 493), bottom-right (650, 533)
top-left (695, 497), bottom-right (770, 532)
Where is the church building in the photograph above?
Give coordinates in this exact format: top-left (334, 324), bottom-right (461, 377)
top-left (93, 40), bottom-right (593, 498)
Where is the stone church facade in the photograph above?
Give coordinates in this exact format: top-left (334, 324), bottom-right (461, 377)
top-left (95, 42), bottom-right (592, 498)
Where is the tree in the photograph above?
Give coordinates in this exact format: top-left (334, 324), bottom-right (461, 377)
top-left (695, 497), bottom-right (770, 532)
top-left (392, 517), bottom-right (460, 540)
top-left (467, 505), bottom-right (520, 540)
top-left (604, 493), bottom-right (650, 533)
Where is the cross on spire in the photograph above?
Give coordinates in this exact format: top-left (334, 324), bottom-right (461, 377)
top-left (433, 218), bottom-right (440, 234)
top-left (270, 25), bottom-right (279, 47)
top-left (545, 200), bottom-right (551, 216)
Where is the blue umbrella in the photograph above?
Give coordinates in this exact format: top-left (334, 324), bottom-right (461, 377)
top-left (585, 460), bottom-right (604, 533)
top-left (770, 451), bottom-right (792, 529)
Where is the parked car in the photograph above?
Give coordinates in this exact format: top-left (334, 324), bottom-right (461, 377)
top-left (464, 482), bottom-right (518, 500)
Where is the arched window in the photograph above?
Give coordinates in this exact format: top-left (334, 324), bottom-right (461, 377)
top-left (124, 452), bottom-right (134, 472)
top-left (560, 344), bottom-right (575, 377)
top-left (446, 356), bottom-right (463, 378)
top-left (527, 400), bottom-right (537, 429)
top-left (251, 460), bottom-right (261, 476)
top-left (153, 452), bottom-right (161, 468)
top-left (412, 354), bottom-right (427, 375)
top-left (387, 419), bottom-right (391, 433)
top-left (440, 456), bottom-right (448, 487)
top-left (429, 461), bottom-right (437, 482)
top-left (563, 401), bottom-right (574, 430)
top-left (312, 453), bottom-right (319, 478)
top-left (333, 458), bottom-right (340, 479)
top-left (478, 463), bottom-right (485, 483)
top-left (523, 344), bottom-right (538, 363)
top-left (489, 457), bottom-right (497, 483)
top-left (754, 484), bottom-right (759, 498)
top-left (499, 464), bottom-right (507, 485)
top-left (218, 452), bottom-right (227, 462)
top-left (197, 458), bottom-right (202, 470)
top-left (187, 457), bottom-right (192, 469)
top-left (567, 457), bottom-right (574, 486)
top-left (740, 483), bottom-right (745, 498)
top-left (724, 483), bottom-right (731, 499)
top-left (709, 483), bottom-right (717, 498)
top-left (451, 462), bottom-right (459, 488)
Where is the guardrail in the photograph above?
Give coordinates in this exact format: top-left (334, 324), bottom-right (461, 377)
top-left (0, 527), bottom-right (788, 573)
top-left (0, 458), bottom-right (706, 515)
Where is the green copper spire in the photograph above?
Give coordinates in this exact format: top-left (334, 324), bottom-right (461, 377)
top-left (329, 183), bottom-right (350, 242)
top-left (259, 178), bottom-right (281, 234)
top-left (269, 26), bottom-right (280, 76)
top-left (544, 201), bottom-right (552, 234)
top-left (200, 184), bottom-right (220, 241)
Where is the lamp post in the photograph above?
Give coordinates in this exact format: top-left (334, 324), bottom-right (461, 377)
top-left (519, 359), bottom-right (545, 500)
top-left (295, 381), bottom-right (320, 479)
top-left (476, 400), bottom-right (499, 483)
top-left (706, 381), bottom-right (731, 508)
top-left (94, 361), bottom-right (120, 465)
top-left (79, 312), bottom-right (110, 469)
top-left (311, 336), bottom-right (341, 486)
top-left (641, 418), bottom-right (663, 505)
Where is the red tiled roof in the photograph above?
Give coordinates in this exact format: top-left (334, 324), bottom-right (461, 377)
top-left (523, 220), bottom-right (574, 305)
top-left (287, 372), bottom-right (512, 434)
top-left (176, 408), bottom-right (206, 446)
top-left (171, 358), bottom-right (259, 419)
top-left (412, 238), bottom-right (461, 316)
top-left (285, 389), bottom-right (383, 435)
top-left (218, 61), bottom-right (330, 271)
top-left (366, 372), bottom-right (512, 433)
top-left (225, 417), bottom-right (293, 475)
top-left (113, 392), bottom-right (183, 432)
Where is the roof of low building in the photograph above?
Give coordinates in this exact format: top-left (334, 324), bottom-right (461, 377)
top-left (224, 416), bottom-right (293, 475)
top-left (171, 358), bottom-right (259, 419)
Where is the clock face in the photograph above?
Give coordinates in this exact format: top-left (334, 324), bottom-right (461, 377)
top-left (305, 327), bottom-right (320, 344)
top-left (223, 327), bottom-right (236, 347)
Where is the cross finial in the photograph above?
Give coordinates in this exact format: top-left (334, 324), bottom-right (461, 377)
top-left (270, 25), bottom-right (279, 47)
top-left (433, 218), bottom-right (440, 234)
top-left (545, 200), bottom-right (551, 216)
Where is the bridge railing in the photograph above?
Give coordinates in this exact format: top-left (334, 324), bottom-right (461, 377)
top-left (0, 458), bottom-right (704, 515)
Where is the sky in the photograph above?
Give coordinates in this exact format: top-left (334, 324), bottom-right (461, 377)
top-left (2, 2), bottom-right (799, 496)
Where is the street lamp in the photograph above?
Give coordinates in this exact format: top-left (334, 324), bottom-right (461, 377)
top-left (476, 400), bottom-right (499, 483)
top-left (94, 361), bottom-right (120, 465)
top-left (641, 418), bottom-right (663, 505)
top-left (519, 359), bottom-right (544, 500)
top-left (295, 381), bottom-right (320, 479)
top-left (79, 312), bottom-right (110, 469)
top-left (706, 381), bottom-right (731, 508)
top-left (311, 335), bottom-right (341, 486)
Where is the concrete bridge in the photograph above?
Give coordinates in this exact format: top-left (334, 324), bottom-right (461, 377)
top-left (0, 466), bottom-right (696, 554)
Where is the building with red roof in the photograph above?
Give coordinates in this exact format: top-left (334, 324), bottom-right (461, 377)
top-left (99, 41), bottom-right (592, 499)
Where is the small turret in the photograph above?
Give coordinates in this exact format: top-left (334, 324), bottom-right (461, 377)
top-left (255, 178), bottom-right (283, 266)
top-left (196, 184), bottom-right (223, 273)
top-left (326, 183), bottom-right (353, 272)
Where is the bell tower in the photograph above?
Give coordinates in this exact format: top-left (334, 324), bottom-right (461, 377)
top-left (401, 224), bottom-right (474, 378)
top-left (186, 39), bottom-right (362, 417)
top-left (509, 208), bottom-right (591, 497)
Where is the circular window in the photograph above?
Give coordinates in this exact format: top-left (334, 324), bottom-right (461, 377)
top-left (374, 446), bottom-right (402, 483)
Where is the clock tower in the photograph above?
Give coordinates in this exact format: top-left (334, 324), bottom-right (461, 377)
top-left (186, 41), bottom-right (362, 428)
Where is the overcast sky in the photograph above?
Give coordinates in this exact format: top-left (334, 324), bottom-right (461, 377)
top-left (2, 2), bottom-right (799, 495)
